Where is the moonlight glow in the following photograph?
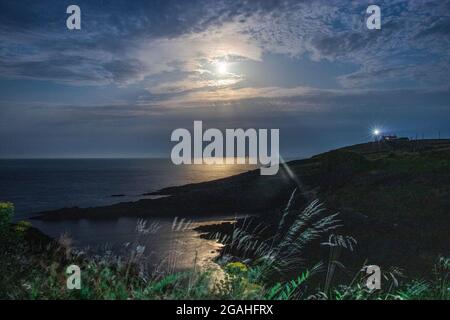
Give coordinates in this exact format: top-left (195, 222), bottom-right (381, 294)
top-left (216, 61), bottom-right (228, 75)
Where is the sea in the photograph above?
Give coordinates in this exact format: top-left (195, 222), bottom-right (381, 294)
top-left (0, 159), bottom-right (257, 271)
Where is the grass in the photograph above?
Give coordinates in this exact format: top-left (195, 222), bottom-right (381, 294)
top-left (1, 201), bottom-right (449, 300)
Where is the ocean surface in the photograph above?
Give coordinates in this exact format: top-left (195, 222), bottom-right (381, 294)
top-left (0, 159), bottom-right (256, 271)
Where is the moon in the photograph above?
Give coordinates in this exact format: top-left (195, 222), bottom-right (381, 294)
top-left (216, 61), bottom-right (228, 75)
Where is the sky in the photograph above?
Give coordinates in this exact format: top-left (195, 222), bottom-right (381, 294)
top-left (0, 0), bottom-right (449, 159)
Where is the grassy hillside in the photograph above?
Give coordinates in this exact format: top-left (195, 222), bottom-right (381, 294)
top-left (192, 139), bottom-right (450, 277)
top-left (286, 140), bottom-right (450, 275)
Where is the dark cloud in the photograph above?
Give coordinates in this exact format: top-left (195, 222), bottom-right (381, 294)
top-left (415, 16), bottom-right (450, 38)
top-left (101, 59), bottom-right (147, 84)
top-left (312, 32), bottom-right (371, 59)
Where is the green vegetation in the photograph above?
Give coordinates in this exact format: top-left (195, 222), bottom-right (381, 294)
top-left (324, 150), bottom-right (450, 220)
top-left (1, 201), bottom-right (448, 300)
top-left (0, 202), bottom-right (14, 234)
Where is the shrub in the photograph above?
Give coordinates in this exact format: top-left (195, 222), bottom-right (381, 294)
top-left (225, 262), bottom-right (248, 275)
top-left (14, 220), bottom-right (32, 234)
top-left (0, 202), bottom-right (14, 236)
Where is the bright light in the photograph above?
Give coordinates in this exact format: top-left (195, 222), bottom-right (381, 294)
top-left (373, 129), bottom-right (380, 136)
top-left (216, 61), bottom-right (228, 75)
